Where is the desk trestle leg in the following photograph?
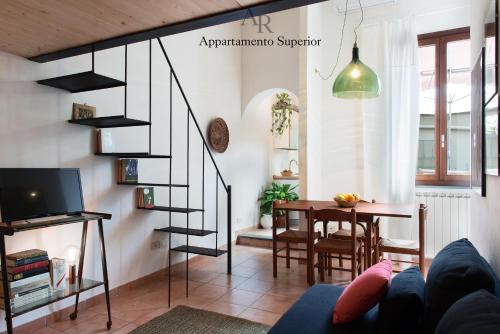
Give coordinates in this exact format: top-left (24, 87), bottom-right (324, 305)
top-left (70, 221), bottom-right (88, 320)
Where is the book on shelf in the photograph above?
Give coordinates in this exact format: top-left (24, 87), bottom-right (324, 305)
top-left (0, 272), bottom-right (50, 290)
top-left (50, 258), bottom-right (66, 290)
top-left (0, 274), bottom-right (51, 299)
top-left (6, 249), bottom-right (47, 263)
top-left (7, 260), bottom-right (49, 274)
top-left (0, 287), bottom-right (50, 310)
top-left (136, 187), bottom-right (154, 208)
top-left (5, 254), bottom-right (48, 267)
top-left (8, 267), bottom-right (49, 281)
top-left (117, 159), bottom-right (138, 183)
top-left (96, 129), bottom-right (114, 153)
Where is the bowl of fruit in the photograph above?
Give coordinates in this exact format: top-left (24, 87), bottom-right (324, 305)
top-left (334, 193), bottom-right (361, 208)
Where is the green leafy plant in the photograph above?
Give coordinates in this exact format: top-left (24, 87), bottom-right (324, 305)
top-left (259, 182), bottom-right (299, 216)
top-left (271, 92), bottom-right (297, 135)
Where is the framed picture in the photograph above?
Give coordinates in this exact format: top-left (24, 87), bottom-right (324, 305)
top-left (72, 103), bottom-right (96, 120)
top-left (485, 93), bottom-right (499, 176)
top-left (471, 49), bottom-right (486, 196)
top-left (484, 0), bottom-right (498, 103)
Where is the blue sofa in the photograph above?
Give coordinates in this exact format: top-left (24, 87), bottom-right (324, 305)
top-left (269, 239), bottom-right (500, 334)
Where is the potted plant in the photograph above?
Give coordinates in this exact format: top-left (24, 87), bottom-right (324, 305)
top-left (271, 92), bottom-right (298, 135)
top-left (258, 183), bottom-right (299, 229)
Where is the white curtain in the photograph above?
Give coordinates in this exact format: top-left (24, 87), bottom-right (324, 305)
top-left (361, 17), bottom-right (420, 239)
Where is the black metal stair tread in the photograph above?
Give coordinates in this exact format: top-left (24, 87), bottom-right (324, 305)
top-left (68, 116), bottom-right (150, 128)
top-left (137, 206), bottom-right (203, 213)
top-left (171, 245), bottom-right (227, 257)
top-left (154, 227), bottom-right (216, 236)
top-left (118, 182), bottom-right (188, 188)
top-left (95, 152), bottom-right (171, 158)
top-left (37, 71), bottom-right (126, 93)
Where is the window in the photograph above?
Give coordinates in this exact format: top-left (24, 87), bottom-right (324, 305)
top-left (417, 28), bottom-right (472, 186)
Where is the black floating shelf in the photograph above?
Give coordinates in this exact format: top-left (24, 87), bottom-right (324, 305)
top-left (155, 227), bottom-right (216, 236)
top-left (172, 245), bottom-right (227, 257)
top-left (37, 71), bottom-right (126, 93)
top-left (69, 116), bottom-right (150, 128)
top-left (138, 206), bottom-right (203, 213)
top-left (118, 182), bottom-right (189, 188)
top-left (95, 152), bottom-right (171, 159)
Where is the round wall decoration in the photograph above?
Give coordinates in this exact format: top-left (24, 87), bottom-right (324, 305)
top-left (208, 118), bottom-right (229, 153)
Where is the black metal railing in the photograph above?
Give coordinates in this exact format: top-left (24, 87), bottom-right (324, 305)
top-left (156, 38), bottom-right (232, 305)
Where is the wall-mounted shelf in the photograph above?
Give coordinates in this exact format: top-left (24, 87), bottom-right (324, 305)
top-left (172, 245), bottom-right (227, 257)
top-left (95, 153), bottom-right (171, 159)
top-left (118, 182), bottom-right (188, 188)
top-left (69, 116), bottom-right (150, 128)
top-left (274, 147), bottom-right (299, 151)
top-left (137, 206), bottom-right (203, 213)
top-left (273, 175), bottom-right (299, 181)
top-left (37, 71), bottom-right (126, 93)
top-left (155, 226), bottom-right (216, 236)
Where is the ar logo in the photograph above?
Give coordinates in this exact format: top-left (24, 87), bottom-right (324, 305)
top-left (240, 10), bottom-right (273, 33)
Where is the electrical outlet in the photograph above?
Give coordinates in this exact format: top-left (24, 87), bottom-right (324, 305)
top-left (151, 240), bottom-right (167, 250)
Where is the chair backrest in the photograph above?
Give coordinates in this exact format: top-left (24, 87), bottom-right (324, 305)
top-left (308, 207), bottom-right (357, 242)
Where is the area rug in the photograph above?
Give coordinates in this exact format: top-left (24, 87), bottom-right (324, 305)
top-left (130, 305), bottom-right (270, 334)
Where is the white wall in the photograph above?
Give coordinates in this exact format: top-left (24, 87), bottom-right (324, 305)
top-left (241, 8), bottom-right (301, 111)
top-left (309, 0), bottom-right (471, 201)
top-left (469, 0), bottom-right (500, 274)
top-left (0, 22), bottom-right (242, 330)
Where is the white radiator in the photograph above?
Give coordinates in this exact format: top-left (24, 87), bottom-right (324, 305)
top-left (415, 188), bottom-right (471, 258)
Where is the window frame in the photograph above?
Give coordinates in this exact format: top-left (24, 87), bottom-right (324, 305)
top-left (417, 27), bottom-right (474, 186)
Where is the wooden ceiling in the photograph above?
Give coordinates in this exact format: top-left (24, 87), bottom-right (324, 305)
top-left (0, 0), bottom-right (276, 59)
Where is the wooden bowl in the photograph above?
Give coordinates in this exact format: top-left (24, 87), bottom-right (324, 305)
top-left (281, 170), bottom-right (293, 177)
top-left (334, 199), bottom-right (359, 208)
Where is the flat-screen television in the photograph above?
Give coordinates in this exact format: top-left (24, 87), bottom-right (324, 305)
top-left (0, 168), bottom-right (84, 222)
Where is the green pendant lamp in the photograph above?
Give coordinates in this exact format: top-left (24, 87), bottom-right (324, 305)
top-left (316, 0), bottom-right (381, 99)
top-left (332, 42), bottom-right (380, 99)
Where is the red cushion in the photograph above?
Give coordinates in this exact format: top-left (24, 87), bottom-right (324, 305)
top-left (333, 260), bottom-right (392, 324)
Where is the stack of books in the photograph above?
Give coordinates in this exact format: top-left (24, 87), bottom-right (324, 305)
top-left (117, 159), bottom-right (138, 183)
top-left (0, 249), bottom-right (51, 310)
top-left (137, 187), bottom-right (155, 208)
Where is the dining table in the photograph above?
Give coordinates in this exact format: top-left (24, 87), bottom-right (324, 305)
top-left (272, 200), bottom-right (415, 285)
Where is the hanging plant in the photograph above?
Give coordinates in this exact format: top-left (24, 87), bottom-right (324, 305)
top-left (271, 92), bottom-right (297, 135)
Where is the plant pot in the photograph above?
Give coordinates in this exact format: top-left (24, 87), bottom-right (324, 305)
top-left (260, 214), bottom-right (273, 229)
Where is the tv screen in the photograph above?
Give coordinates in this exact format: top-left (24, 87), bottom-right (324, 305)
top-left (0, 168), bottom-right (84, 222)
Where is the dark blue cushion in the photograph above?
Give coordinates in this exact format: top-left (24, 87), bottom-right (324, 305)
top-left (377, 267), bottom-right (425, 334)
top-left (268, 284), bottom-right (378, 334)
top-left (423, 239), bottom-right (497, 333)
top-left (435, 289), bottom-right (500, 334)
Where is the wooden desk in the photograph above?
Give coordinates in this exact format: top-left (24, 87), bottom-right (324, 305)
top-left (273, 200), bottom-right (414, 284)
top-left (0, 212), bottom-right (112, 334)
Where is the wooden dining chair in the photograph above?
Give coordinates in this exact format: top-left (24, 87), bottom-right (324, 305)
top-left (272, 202), bottom-right (319, 285)
top-left (328, 200), bottom-right (377, 271)
top-left (375, 204), bottom-right (428, 275)
top-left (309, 207), bottom-right (363, 282)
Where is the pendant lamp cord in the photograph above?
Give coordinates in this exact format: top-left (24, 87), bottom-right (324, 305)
top-left (315, 0), bottom-right (364, 81)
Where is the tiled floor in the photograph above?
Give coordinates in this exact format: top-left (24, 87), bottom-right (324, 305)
top-left (28, 245), bottom-right (354, 334)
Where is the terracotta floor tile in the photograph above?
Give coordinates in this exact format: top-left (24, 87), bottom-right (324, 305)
top-left (48, 309), bottom-right (100, 332)
top-left (110, 322), bottom-right (139, 334)
top-left (31, 328), bottom-right (63, 334)
top-left (133, 308), bottom-right (169, 325)
top-left (217, 289), bottom-right (263, 306)
top-left (189, 283), bottom-right (231, 300)
top-left (237, 278), bottom-right (274, 294)
top-left (238, 307), bottom-right (282, 326)
top-left (251, 294), bottom-right (298, 314)
top-left (208, 273), bottom-right (249, 288)
top-left (197, 300), bottom-right (247, 317)
top-left (230, 265), bottom-right (260, 278)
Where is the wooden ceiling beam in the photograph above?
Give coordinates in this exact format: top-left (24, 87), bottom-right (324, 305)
top-left (29, 0), bottom-right (327, 63)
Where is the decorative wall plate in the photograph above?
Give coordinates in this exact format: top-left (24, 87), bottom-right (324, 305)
top-left (208, 118), bottom-right (229, 153)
